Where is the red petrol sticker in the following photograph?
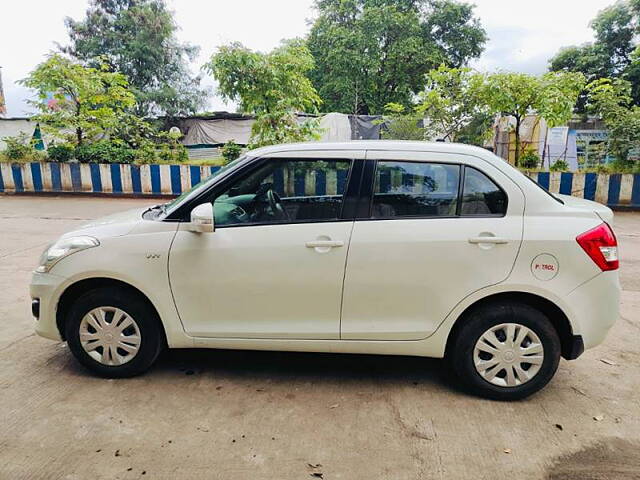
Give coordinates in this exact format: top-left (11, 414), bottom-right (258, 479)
top-left (531, 254), bottom-right (559, 281)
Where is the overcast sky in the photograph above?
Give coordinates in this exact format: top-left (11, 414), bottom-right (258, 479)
top-left (0, 0), bottom-right (615, 116)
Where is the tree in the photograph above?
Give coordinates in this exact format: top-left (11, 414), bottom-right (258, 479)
top-left (587, 78), bottom-right (640, 166)
top-left (416, 65), bottom-right (487, 141)
top-left (378, 103), bottom-right (426, 140)
top-left (481, 72), bottom-right (585, 166)
top-left (20, 54), bottom-right (135, 146)
top-left (62, 0), bottom-right (207, 117)
top-left (549, 1), bottom-right (639, 107)
top-left (307, 0), bottom-right (486, 114)
top-left (204, 40), bottom-right (322, 148)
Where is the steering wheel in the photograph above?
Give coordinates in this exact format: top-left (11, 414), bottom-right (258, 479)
top-left (266, 188), bottom-right (288, 220)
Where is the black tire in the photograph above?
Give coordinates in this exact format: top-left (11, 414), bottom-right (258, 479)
top-left (65, 287), bottom-right (165, 378)
top-left (447, 302), bottom-right (561, 401)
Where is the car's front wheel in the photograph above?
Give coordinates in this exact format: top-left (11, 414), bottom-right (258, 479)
top-left (65, 287), bottom-right (164, 377)
top-left (448, 302), bottom-right (561, 400)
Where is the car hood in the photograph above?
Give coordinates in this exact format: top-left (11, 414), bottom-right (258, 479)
top-left (59, 207), bottom-right (148, 241)
top-left (556, 194), bottom-right (614, 223)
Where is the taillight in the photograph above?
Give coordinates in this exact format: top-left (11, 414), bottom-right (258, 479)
top-left (576, 223), bottom-right (619, 271)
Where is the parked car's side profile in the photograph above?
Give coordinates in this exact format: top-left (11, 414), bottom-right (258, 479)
top-left (30, 141), bottom-right (620, 400)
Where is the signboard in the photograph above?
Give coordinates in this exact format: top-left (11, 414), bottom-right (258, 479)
top-left (545, 127), bottom-right (570, 168)
top-left (575, 129), bottom-right (609, 168)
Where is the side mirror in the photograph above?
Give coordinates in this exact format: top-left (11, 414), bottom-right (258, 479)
top-left (188, 203), bottom-right (214, 233)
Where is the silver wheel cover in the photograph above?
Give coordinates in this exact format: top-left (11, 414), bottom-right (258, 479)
top-left (473, 323), bottom-right (544, 387)
top-left (79, 307), bottom-right (141, 366)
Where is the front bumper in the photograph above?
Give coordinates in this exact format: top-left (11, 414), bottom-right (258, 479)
top-left (30, 271), bottom-right (65, 341)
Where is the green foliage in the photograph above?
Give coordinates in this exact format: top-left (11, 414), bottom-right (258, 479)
top-left (206, 39), bottom-right (320, 115)
top-left (481, 71), bottom-right (585, 166)
top-left (133, 143), bottom-right (158, 164)
top-left (549, 1), bottom-right (639, 108)
top-left (519, 149), bottom-right (540, 170)
top-left (378, 103), bottom-right (425, 140)
top-left (20, 54), bottom-right (136, 146)
top-left (2, 134), bottom-right (44, 161)
top-left (587, 163), bottom-right (614, 174)
top-left (74, 140), bottom-right (135, 164)
top-left (221, 140), bottom-right (243, 164)
top-left (587, 77), bottom-right (640, 166)
top-left (550, 159), bottom-right (569, 171)
top-left (454, 111), bottom-right (494, 146)
top-left (62, 0), bottom-right (206, 117)
top-left (111, 113), bottom-right (161, 150)
top-left (482, 72), bottom-right (585, 128)
top-left (74, 137), bottom-right (188, 165)
top-left (307, 0), bottom-right (486, 114)
top-left (46, 143), bottom-right (75, 162)
top-left (205, 40), bottom-right (322, 148)
top-left (110, 114), bottom-right (188, 162)
top-left (249, 113), bottom-right (322, 149)
top-left (157, 142), bottom-right (188, 163)
top-left (416, 65), bottom-right (488, 141)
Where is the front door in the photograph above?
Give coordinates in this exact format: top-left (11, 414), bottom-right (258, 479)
top-left (341, 151), bottom-right (524, 340)
top-left (169, 152), bottom-right (362, 339)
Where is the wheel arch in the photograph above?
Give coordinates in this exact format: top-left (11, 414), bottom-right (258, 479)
top-left (444, 291), bottom-right (576, 360)
top-left (56, 277), bottom-right (167, 344)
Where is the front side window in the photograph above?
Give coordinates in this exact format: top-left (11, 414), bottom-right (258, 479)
top-left (371, 161), bottom-right (460, 218)
top-left (460, 167), bottom-right (507, 215)
top-left (212, 159), bottom-right (352, 226)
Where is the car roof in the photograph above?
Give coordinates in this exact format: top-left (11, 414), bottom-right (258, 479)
top-left (248, 140), bottom-right (493, 158)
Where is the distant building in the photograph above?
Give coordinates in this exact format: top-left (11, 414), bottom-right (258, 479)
top-left (491, 114), bottom-right (611, 171)
top-left (0, 67), bottom-right (7, 116)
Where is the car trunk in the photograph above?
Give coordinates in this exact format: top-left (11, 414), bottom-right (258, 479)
top-left (556, 194), bottom-right (614, 223)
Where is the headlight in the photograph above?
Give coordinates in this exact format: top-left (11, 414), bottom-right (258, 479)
top-left (36, 236), bottom-right (100, 273)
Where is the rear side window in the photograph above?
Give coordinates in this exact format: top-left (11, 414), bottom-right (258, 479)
top-left (371, 161), bottom-right (460, 218)
top-left (461, 167), bottom-right (507, 216)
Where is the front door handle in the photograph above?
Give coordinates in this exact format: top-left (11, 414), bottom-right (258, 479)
top-left (305, 240), bottom-right (344, 248)
top-left (468, 236), bottom-right (508, 245)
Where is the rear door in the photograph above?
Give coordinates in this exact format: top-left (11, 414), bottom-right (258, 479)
top-left (340, 150), bottom-right (525, 340)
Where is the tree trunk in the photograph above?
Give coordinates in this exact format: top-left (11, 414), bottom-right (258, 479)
top-left (75, 101), bottom-right (83, 146)
top-left (514, 115), bottom-right (521, 168)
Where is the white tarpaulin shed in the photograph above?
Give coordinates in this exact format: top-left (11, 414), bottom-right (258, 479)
top-left (180, 117), bottom-right (254, 145)
top-left (169, 112), bottom-right (383, 147)
top-left (0, 118), bottom-right (37, 150)
top-left (316, 112), bottom-right (352, 142)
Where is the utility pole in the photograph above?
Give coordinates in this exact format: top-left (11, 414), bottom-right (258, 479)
top-left (0, 66), bottom-right (6, 116)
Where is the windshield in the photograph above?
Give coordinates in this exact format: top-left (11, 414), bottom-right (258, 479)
top-left (162, 155), bottom-right (252, 216)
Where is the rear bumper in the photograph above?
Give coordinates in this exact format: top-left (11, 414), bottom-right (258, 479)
top-left (565, 270), bottom-right (620, 351)
top-left (565, 335), bottom-right (585, 360)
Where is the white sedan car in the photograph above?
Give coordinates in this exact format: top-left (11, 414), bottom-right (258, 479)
top-left (30, 141), bottom-right (620, 400)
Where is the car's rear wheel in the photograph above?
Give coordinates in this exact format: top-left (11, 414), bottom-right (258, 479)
top-left (65, 287), bottom-right (164, 378)
top-left (448, 302), bottom-right (561, 400)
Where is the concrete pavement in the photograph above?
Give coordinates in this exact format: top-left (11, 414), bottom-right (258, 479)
top-left (0, 195), bottom-right (639, 479)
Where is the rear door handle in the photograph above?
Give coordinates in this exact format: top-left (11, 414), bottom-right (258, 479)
top-left (305, 240), bottom-right (344, 248)
top-left (468, 236), bottom-right (508, 245)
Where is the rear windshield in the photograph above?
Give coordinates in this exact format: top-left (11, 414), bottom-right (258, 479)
top-left (494, 154), bottom-right (564, 205)
top-left (523, 174), bottom-right (564, 204)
